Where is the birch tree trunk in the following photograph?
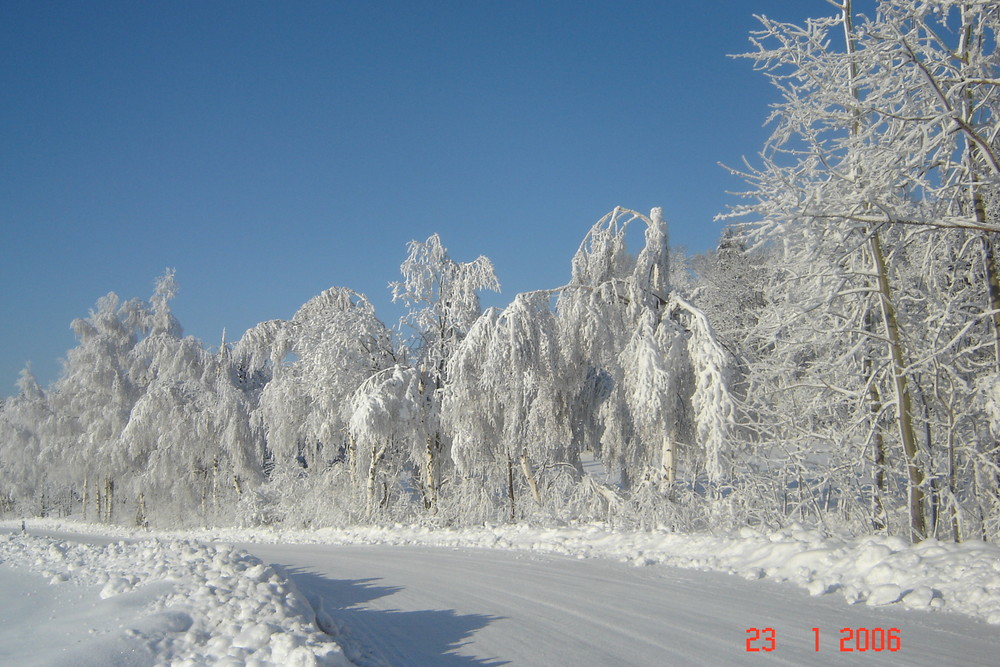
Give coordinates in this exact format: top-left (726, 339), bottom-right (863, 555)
top-left (863, 308), bottom-right (888, 532)
top-left (870, 230), bottom-right (926, 540)
top-left (348, 434), bottom-right (358, 489)
top-left (506, 456), bottom-right (516, 522)
top-left (104, 478), bottom-right (114, 523)
top-left (837, 0), bottom-right (926, 540)
top-left (519, 452), bottom-right (541, 504)
top-left (981, 237), bottom-right (1000, 367)
top-left (366, 443), bottom-right (386, 509)
top-left (135, 492), bottom-right (146, 528)
top-left (423, 434), bottom-right (440, 511)
top-left (661, 434), bottom-right (676, 487)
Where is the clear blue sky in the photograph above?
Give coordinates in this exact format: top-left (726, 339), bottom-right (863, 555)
top-left (1, 0), bottom-right (825, 394)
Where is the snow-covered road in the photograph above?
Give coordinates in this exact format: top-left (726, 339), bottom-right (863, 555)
top-left (242, 542), bottom-right (998, 666)
top-left (5, 523), bottom-right (999, 665)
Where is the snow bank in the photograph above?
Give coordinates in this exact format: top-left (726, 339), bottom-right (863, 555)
top-left (0, 531), bottom-right (350, 666)
top-left (9, 518), bottom-right (1000, 627)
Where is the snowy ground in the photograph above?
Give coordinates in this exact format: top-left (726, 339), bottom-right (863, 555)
top-left (2, 519), bottom-right (999, 664)
top-left (0, 529), bottom-right (350, 666)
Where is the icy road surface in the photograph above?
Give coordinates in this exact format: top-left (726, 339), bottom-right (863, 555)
top-left (242, 542), bottom-right (999, 666)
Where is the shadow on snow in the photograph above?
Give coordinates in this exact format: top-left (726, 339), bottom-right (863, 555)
top-left (276, 565), bottom-right (507, 666)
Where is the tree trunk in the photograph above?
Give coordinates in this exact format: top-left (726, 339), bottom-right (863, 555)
top-left (211, 459), bottom-right (220, 513)
top-left (974, 199), bottom-right (1000, 542)
top-left (947, 408), bottom-right (961, 541)
top-left (102, 478), bottom-right (114, 523)
top-left (82, 476), bottom-right (88, 522)
top-left (870, 230), bottom-right (926, 541)
top-left (872, 424), bottom-right (887, 531)
top-left (959, 0), bottom-right (1000, 365)
top-left (366, 443), bottom-right (386, 509)
top-left (661, 434), bottom-right (676, 486)
top-left (519, 453), bottom-right (541, 504)
top-left (506, 456), bottom-right (516, 522)
top-left (348, 434), bottom-right (358, 489)
top-left (862, 306), bottom-right (888, 532)
top-left (979, 236), bottom-right (1000, 367)
top-left (423, 435), bottom-right (440, 511)
top-left (135, 492), bottom-right (146, 528)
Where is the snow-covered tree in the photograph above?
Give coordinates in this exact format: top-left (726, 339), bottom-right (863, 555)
top-left (48, 290), bottom-right (145, 522)
top-left (230, 287), bottom-right (395, 521)
top-left (122, 333), bottom-right (262, 526)
top-left (348, 364), bottom-right (424, 512)
top-left (0, 367), bottom-right (54, 514)
top-left (254, 288), bottom-right (393, 468)
top-left (391, 234), bottom-right (500, 510)
top-left (444, 291), bottom-right (571, 519)
top-left (557, 208), bottom-right (737, 500)
top-left (690, 231), bottom-right (768, 354)
top-left (726, 0), bottom-right (1000, 541)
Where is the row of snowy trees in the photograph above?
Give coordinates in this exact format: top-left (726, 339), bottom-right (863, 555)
top-left (0, 272), bottom-right (265, 526)
top-left (3, 0), bottom-right (1000, 542)
top-left (0, 208), bottom-right (738, 530)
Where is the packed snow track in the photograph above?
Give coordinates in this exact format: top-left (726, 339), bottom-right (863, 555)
top-left (243, 542), bottom-right (998, 666)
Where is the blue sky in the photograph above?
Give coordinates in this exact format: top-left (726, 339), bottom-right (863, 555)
top-left (1, 0), bottom-right (826, 393)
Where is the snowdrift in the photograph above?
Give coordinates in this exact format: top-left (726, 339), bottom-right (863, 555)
top-left (0, 531), bottom-right (350, 666)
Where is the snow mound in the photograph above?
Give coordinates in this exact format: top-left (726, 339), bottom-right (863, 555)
top-left (0, 532), bottom-right (351, 666)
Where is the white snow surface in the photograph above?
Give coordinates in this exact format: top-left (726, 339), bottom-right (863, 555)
top-left (0, 529), bottom-right (350, 666)
top-left (131, 522), bottom-right (1000, 624)
top-left (3, 519), bottom-right (1000, 664)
